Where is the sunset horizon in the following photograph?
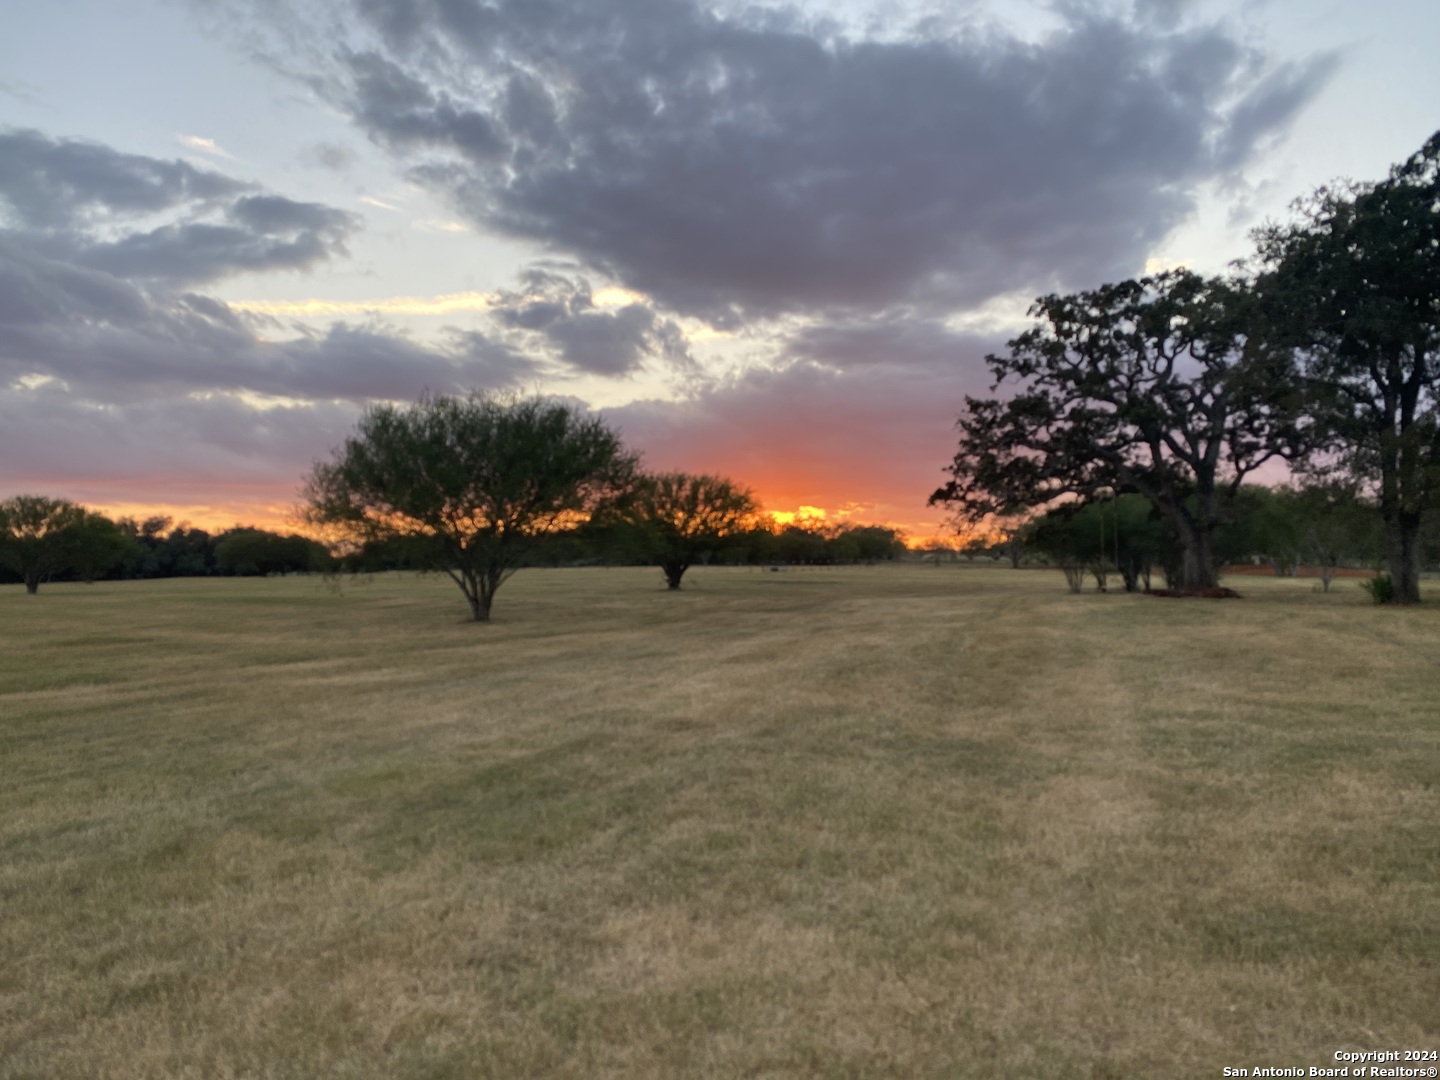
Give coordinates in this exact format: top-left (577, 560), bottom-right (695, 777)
top-left (4, 0), bottom-right (1437, 552)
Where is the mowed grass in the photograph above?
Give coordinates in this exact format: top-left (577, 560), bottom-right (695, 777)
top-left (1, 565), bottom-right (1436, 1079)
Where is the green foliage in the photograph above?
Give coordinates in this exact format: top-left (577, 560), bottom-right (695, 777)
top-left (0, 495), bottom-right (86, 594)
top-left (0, 497), bottom-right (137, 591)
top-left (304, 393), bottom-right (635, 621)
top-left (837, 525), bottom-right (908, 562)
top-left (1254, 131), bottom-right (1440, 603)
top-left (115, 518), bottom-right (220, 578)
top-left (610, 472), bottom-right (758, 589)
top-left (1237, 481), bottom-right (1383, 589)
top-left (1021, 495), bottom-right (1168, 592)
top-left (932, 270), bottom-right (1307, 589)
top-left (214, 529), bottom-right (331, 576)
top-left (1360, 574), bottom-right (1395, 604)
top-left (63, 511), bottom-right (139, 583)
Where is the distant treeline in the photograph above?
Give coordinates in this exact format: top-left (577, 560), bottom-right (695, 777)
top-left (0, 498), bottom-right (909, 590)
top-left (0, 508), bottom-right (334, 589)
top-left (329, 520), bottom-right (909, 574)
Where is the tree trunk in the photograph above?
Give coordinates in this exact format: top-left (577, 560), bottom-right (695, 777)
top-left (460, 569), bottom-right (493, 621)
top-left (1061, 562), bottom-right (1084, 593)
top-left (1176, 522), bottom-right (1220, 589)
top-left (1384, 510), bottom-right (1423, 604)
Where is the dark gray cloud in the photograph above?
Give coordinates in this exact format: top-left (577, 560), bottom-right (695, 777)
top-left (215, 0), bottom-right (1335, 322)
top-left (0, 380), bottom-right (360, 500)
top-left (0, 128), bottom-right (246, 230)
top-left (488, 267), bottom-right (693, 376)
top-left (0, 129), bottom-right (524, 407)
top-left (0, 129), bottom-right (359, 286)
top-left (74, 195), bottom-right (356, 287)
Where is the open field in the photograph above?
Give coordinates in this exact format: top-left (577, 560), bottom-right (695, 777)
top-left (2, 565), bottom-right (1437, 1078)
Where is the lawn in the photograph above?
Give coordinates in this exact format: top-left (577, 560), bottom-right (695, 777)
top-left (1, 565), bottom-right (1436, 1078)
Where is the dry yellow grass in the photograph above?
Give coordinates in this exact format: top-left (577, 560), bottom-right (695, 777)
top-left (1, 565), bottom-right (1436, 1078)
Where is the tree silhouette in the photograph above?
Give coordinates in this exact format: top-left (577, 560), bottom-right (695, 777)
top-left (305, 393), bottom-right (634, 621)
top-left (0, 495), bottom-right (85, 594)
top-left (931, 271), bottom-right (1306, 589)
top-left (1254, 131), bottom-right (1440, 603)
top-left (620, 472), bottom-right (758, 589)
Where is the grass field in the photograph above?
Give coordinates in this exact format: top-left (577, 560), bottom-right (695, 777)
top-left (2, 565), bottom-right (1437, 1078)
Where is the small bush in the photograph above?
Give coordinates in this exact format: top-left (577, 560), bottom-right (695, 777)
top-left (1359, 574), bottom-right (1394, 604)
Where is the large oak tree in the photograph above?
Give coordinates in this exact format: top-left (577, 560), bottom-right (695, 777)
top-left (931, 270), bottom-right (1306, 589)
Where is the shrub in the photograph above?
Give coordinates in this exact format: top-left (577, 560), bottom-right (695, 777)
top-left (1360, 574), bottom-right (1395, 604)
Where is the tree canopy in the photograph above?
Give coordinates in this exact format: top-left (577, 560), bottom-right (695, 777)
top-left (0, 496), bottom-right (136, 592)
top-left (304, 393), bottom-right (635, 621)
top-left (1253, 131), bottom-right (1440, 602)
top-left (616, 472), bottom-right (758, 589)
top-left (930, 270), bottom-right (1306, 589)
top-left (0, 496), bottom-right (86, 594)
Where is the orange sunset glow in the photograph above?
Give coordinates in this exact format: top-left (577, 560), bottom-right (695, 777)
top-left (4, 0), bottom-right (1417, 562)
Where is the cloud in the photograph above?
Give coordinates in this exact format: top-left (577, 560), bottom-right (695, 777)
top-left (212, 0), bottom-right (1335, 323)
top-left (0, 78), bottom-right (46, 107)
top-left (488, 268), bottom-right (695, 377)
top-left (177, 134), bottom-right (235, 159)
top-left (0, 129), bottom-right (360, 287)
top-left (0, 128), bottom-right (246, 230)
top-left (230, 289), bottom-right (501, 316)
top-left (0, 379), bottom-right (359, 516)
top-left (0, 228), bottom-right (537, 405)
top-left (782, 314), bottom-right (997, 372)
top-left (301, 141), bottom-right (356, 171)
top-left (597, 311), bottom-right (1002, 529)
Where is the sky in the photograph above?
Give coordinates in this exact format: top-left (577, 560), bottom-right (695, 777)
top-left (1, 0), bottom-right (1437, 540)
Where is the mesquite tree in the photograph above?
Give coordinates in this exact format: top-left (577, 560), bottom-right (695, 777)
top-left (0, 495), bottom-right (84, 593)
top-left (304, 393), bottom-right (635, 621)
top-left (621, 472), bottom-right (758, 589)
top-left (931, 270), bottom-right (1306, 589)
top-left (1253, 132), bottom-right (1440, 603)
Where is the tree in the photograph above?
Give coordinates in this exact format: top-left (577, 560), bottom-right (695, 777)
top-left (215, 528), bottom-right (330, 576)
top-left (1253, 132), bottom-right (1440, 603)
top-left (304, 393), bottom-right (635, 621)
top-left (931, 270), bottom-right (1306, 589)
top-left (1021, 509), bottom-right (1090, 593)
top-left (1292, 480), bottom-right (1383, 592)
top-left (837, 525), bottom-right (907, 563)
top-left (0, 495), bottom-right (85, 593)
top-left (1019, 495), bottom-right (1166, 593)
top-left (62, 510), bottom-right (138, 583)
top-left (615, 472), bottom-right (758, 589)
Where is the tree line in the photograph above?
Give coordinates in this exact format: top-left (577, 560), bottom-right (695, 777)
top-left (931, 132), bottom-right (1440, 603)
top-left (1, 474), bottom-right (905, 605)
top-left (0, 498), bottom-right (334, 592)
